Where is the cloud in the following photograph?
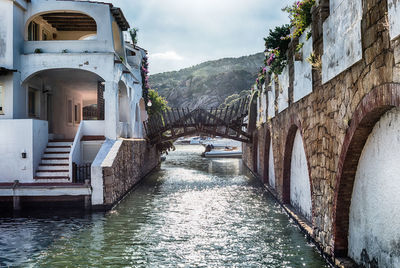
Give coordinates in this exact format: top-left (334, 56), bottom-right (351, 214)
top-left (110, 0), bottom-right (290, 74)
top-left (149, 51), bottom-right (184, 61)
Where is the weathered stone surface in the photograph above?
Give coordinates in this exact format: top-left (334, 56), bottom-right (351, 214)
top-left (244, 0), bottom-right (400, 266)
top-left (102, 140), bottom-right (160, 206)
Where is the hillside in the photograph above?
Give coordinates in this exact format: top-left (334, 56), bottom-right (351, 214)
top-left (149, 53), bottom-right (264, 108)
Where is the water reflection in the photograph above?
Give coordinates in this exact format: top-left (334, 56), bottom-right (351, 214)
top-left (0, 145), bottom-right (329, 267)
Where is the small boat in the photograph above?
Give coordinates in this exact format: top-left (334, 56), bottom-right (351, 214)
top-left (204, 149), bottom-right (242, 158)
top-left (201, 138), bottom-right (241, 149)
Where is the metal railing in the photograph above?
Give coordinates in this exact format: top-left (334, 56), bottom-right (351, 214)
top-left (72, 163), bottom-right (92, 184)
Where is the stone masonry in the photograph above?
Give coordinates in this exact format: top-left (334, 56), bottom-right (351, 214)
top-left (243, 0), bottom-right (400, 266)
top-left (102, 139), bottom-right (160, 206)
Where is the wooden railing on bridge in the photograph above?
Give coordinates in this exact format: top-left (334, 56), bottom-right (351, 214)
top-left (144, 96), bottom-right (251, 144)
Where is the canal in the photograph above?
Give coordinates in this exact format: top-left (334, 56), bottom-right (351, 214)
top-left (0, 145), bottom-right (329, 267)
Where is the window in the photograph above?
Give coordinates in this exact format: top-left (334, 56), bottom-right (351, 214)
top-left (0, 84), bottom-right (4, 115)
top-left (28, 21), bottom-right (39, 41)
top-left (74, 103), bottom-right (81, 124)
top-left (28, 88), bottom-right (40, 118)
top-left (67, 99), bottom-right (73, 125)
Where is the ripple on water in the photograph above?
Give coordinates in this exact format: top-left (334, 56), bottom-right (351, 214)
top-left (0, 145), bottom-right (329, 267)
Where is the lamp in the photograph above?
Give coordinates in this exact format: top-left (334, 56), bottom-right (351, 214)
top-left (147, 100), bottom-right (152, 107)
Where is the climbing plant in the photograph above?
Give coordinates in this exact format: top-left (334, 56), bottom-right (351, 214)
top-left (283, 0), bottom-right (315, 40)
top-left (264, 24), bottom-right (291, 76)
top-left (141, 56), bottom-right (150, 107)
top-left (147, 89), bottom-right (169, 117)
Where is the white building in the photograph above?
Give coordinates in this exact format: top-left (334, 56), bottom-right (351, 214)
top-left (0, 0), bottom-right (151, 209)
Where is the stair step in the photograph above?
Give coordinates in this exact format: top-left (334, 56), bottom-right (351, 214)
top-left (48, 142), bottom-right (73, 147)
top-left (45, 147), bottom-right (71, 153)
top-left (34, 177), bottom-right (71, 183)
top-left (41, 158), bottom-right (69, 164)
top-left (36, 171), bottom-right (69, 177)
top-left (43, 153), bottom-right (69, 158)
top-left (38, 165), bottom-right (69, 171)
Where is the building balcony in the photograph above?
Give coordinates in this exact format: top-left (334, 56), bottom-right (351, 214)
top-left (24, 40), bottom-right (114, 54)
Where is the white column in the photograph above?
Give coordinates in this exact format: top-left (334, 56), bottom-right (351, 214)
top-left (104, 81), bottom-right (118, 140)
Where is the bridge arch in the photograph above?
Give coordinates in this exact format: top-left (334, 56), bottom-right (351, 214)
top-left (333, 84), bottom-right (400, 262)
top-left (282, 115), bottom-right (313, 223)
top-left (144, 97), bottom-right (251, 144)
top-left (262, 127), bottom-right (275, 188)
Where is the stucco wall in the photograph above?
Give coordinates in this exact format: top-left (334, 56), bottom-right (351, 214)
top-left (348, 107), bottom-right (400, 267)
top-left (290, 130), bottom-right (312, 221)
top-left (322, 0), bottom-right (363, 83)
top-left (277, 66), bottom-right (289, 113)
top-left (268, 141), bottom-right (275, 189)
top-left (267, 86), bottom-right (275, 119)
top-left (0, 74), bottom-right (14, 119)
top-left (293, 29), bottom-right (313, 102)
top-left (388, 0), bottom-right (400, 40)
top-left (0, 1), bottom-right (13, 69)
top-left (0, 119), bottom-right (48, 182)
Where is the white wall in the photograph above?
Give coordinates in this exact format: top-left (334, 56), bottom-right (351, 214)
top-left (0, 74), bottom-right (14, 119)
top-left (0, 119), bottom-right (48, 182)
top-left (348, 107), bottom-right (400, 267)
top-left (268, 141), bottom-right (275, 189)
top-left (32, 119), bottom-right (48, 174)
top-left (91, 139), bottom-right (117, 205)
top-left (388, 0), bottom-right (400, 40)
top-left (20, 53), bottom-right (115, 82)
top-left (294, 28), bottom-right (313, 102)
top-left (0, 1), bottom-right (13, 69)
top-left (322, 0), bottom-right (362, 83)
top-left (277, 66), bottom-right (289, 113)
top-left (267, 82), bottom-right (275, 119)
top-left (290, 130), bottom-right (312, 221)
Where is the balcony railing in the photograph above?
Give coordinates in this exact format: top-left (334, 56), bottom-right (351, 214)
top-left (24, 40), bottom-right (113, 54)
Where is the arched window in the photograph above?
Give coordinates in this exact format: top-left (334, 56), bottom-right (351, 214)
top-left (27, 12), bottom-right (97, 41)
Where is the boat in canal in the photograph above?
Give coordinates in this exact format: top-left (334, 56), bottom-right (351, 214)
top-left (203, 148), bottom-right (242, 158)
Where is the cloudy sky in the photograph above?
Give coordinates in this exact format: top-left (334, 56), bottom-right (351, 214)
top-left (110, 0), bottom-right (290, 74)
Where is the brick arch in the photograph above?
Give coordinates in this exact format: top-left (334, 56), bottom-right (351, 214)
top-left (282, 114), bottom-right (314, 216)
top-left (262, 127), bottom-right (271, 185)
top-left (333, 84), bottom-right (400, 257)
top-left (253, 130), bottom-right (259, 173)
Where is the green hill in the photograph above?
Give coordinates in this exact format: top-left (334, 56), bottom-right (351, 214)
top-left (149, 53), bottom-right (264, 108)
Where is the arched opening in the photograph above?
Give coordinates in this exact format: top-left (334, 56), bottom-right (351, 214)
top-left (26, 12), bottom-right (97, 41)
top-left (23, 68), bottom-right (104, 139)
top-left (333, 84), bottom-right (400, 266)
top-left (263, 129), bottom-right (276, 189)
top-left (118, 81), bottom-right (131, 138)
top-left (283, 122), bottom-right (312, 222)
top-left (262, 129), bottom-right (271, 185)
top-left (253, 132), bottom-right (259, 174)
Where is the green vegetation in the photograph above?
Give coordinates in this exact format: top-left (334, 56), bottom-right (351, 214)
top-left (219, 90), bottom-right (251, 109)
top-left (261, 0), bottom-right (316, 79)
top-left (283, 0), bottom-right (315, 40)
top-left (147, 89), bottom-right (169, 117)
top-left (264, 25), bottom-right (291, 76)
top-left (149, 53), bottom-right (264, 109)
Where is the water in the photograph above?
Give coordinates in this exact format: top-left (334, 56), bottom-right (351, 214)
top-left (0, 145), bottom-right (330, 267)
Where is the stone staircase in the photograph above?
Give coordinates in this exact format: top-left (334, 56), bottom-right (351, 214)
top-left (35, 140), bottom-right (73, 183)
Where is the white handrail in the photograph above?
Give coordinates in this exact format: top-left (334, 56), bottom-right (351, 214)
top-left (69, 122), bottom-right (84, 179)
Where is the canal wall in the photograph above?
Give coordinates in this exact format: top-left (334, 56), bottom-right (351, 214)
top-left (243, 0), bottom-right (400, 267)
top-left (91, 139), bottom-right (160, 209)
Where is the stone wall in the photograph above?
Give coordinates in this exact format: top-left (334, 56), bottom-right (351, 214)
top-left (244, 0), bottom-right (400, 266)
top-left (102, 139), bottom-right (160, 206)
